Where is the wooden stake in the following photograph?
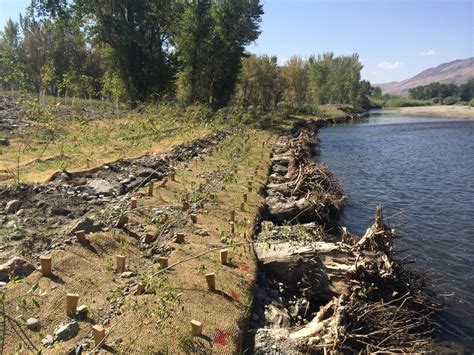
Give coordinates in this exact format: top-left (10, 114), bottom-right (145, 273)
top-left (147, 181), bottom-right (154, 196)
top-left (205, 273), bottom-right (216, 291)
top-left (175, 233), bottom-right (185, 244)
top-left (243, 193), bottom-right (248, 203)
top-left (219, 249), bottom-right (228, 265)
top-left (116, 255), bottom-right (126, 273)
top-left (190, 213), bottom-right (197, 224)
top-left (191, 320), bottom-right (202, 336)
top-left (92, 325), bottom-right (106, 347)
top-left (134, 283), bottom-right (145, 295)
top-left (158, 257), bottom-right (168, 269)
top-left (39, 255), bottom-right (52, 276)
top-left (229, 210), bottom-right (235, 222)
top-left (66, 293), bottom-right (79, 316)
top-left (229, 221), bottom-right (235, 234)
top-left (130, 197), bottom-right (137, 209)
top-left (240, 202), bottom-right (245, 211)
top-left (75, 230), bottom-right (86, 244)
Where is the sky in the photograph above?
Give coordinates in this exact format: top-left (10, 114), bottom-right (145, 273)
top-left (1, 0), bottom-right (473, 84)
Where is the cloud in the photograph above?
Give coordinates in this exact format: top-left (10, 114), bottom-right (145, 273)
top-left (421, 49), bottom-right (436, 56)
top-left (376, 61), bottom-right (402, 70)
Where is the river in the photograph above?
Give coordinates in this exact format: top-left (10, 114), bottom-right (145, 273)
top-left (316, 112), bottom-right (474, 347)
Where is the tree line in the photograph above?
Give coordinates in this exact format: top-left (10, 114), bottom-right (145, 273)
top-left (408, 79), bottom-right (474, 105)
top-left (234, 53), bottom-right (371, 111)
top-left (0, 0), bottom-right (370, 111)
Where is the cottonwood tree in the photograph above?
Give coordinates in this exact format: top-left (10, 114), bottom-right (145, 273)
top-left (280, 55), bottom-right (309, 105)
top-left (176, 0), bottom-right (263, 107)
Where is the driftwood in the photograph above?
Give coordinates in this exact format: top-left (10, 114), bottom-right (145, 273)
top-left (251, 121), bottom-right (437, 354)
top-left (265, 123), bottom-right (344, 225)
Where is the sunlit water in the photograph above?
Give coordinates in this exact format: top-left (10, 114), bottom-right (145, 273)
top-left (316, 112), bottom-right (474, 347)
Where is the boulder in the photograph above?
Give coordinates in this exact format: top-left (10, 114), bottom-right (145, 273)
top-left (26, 317), bottom-right (40, 331)
top-left (41, 335), bottom-right (54, 347)
top-left (70, 217), bottom-right (103, 234)
top-left (5, 200), bottom-right (21, 214)
top-left (0, 257), bottom-right (35, 278)
top-left (54, 320), bottom-right (79, 341)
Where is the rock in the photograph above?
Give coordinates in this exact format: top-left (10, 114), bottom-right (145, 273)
top-left (51, 207), bottom-right (72, 216)
top-left (41, 334), bottom-right (54, 347)
top-left (81, 179), bottom-right (117, 196)
top-left (54, 320), bottom-right (79, 341)
top-left (26, 317), bottom-right (40, 331)
top-left (121, 271), bottom-right (135, 278)
top-left (0, 256), bottom-right (35, 278)
top-left (77, 305), bottom-right (88, 319)
top-left (70, 217), bottom-right (103, 234)
top-left (264, 303), bottom-right (291, 328)
top-left (0, 138), bottom-right (10, 146)
top-left (9, 231), bottom-right (25, 241)
top-left (5, 200), bottom-right (21, 214)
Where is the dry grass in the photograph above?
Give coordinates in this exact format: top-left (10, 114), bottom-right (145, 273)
top-left (1, 128), bottom-right (275, 354)
top-left (0, 110), bottom-right (212, 184)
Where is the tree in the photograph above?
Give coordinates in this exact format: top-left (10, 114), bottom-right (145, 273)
top-left (234, 54), bottom-right (280, 109)
top-left (175, 0), bottom-right (263, 107)
top-left (39, 0), bottom-right (180, 105)
top-left (281, 56), bottom-right (308, 105)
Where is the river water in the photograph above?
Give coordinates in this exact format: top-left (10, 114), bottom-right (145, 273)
top-left (316, 112), bottom-right (474, 347)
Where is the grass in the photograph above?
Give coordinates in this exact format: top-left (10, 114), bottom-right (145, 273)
top-left (1, 125), bottom-right (275, 353)
top-left (0, 104), bottom-right (215, 184)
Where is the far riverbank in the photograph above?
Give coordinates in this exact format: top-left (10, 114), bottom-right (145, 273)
top-left (387, 105), bottom-right (474, 119)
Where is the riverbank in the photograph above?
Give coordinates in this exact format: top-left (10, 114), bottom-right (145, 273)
top-left (388, 105), bottom-right (474, 119)
top-left (247, 119), bottom-right (438, 353)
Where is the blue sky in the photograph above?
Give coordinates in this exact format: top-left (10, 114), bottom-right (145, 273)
top-left (1, 0), bottom-right (473, 84)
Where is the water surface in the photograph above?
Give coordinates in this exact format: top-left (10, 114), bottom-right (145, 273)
top-left (317, 112), bottom-right (474, 346)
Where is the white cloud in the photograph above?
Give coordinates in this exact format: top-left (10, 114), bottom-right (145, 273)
top-left (421, 49), bottom-right (436, 56)
top-left (377, 61), bottom-right (402, 70)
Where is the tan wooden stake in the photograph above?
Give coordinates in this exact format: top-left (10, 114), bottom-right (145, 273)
top-left (134, 283), bottom-right (145, 295)
top-left (229, 210), bottom-right (235, 222)
top-left (66, 293), bottom-right (79, 317)
top-left (243, 193), bottom-right (248, 203)
top-left (40, 255), bottom-right (52, 276)
top-left (130, 197), bottom-right (137, 209)
top-left (148, 181), bottom-right (154, 196)
top-left (190, 213), bottom-right (197, 224)
top-left (92, 325), bottom-right (106, 347)
top-left (205, 273), bottom-right (216, 291)
top-left (219, 249), bottom-right (228, 265)
top-left (175, 233), bottom-right (185, 243)
top-left (191, 320), bottom-right (202, 336)
top-left (75, 230), bottom-right (86, 244)
top-left (240, 202), bottom-right (245, 211)
top-left (158, 257), bottom-right (168, 269)
top-left (116, 255), bottom-right (126, 273)
top-left (229, 221), bottom-right (235, 234)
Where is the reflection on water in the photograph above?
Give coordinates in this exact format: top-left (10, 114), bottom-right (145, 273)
top-left (317, 112), bottom-right (474, 346)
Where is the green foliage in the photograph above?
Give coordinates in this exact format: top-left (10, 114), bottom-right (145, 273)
top-left (409, 79), bottom-right (474, 103)
top-left (384, 98), bottom-right (430, 108)
top-left (470, 98), bottom-right (474, 107)
top-left (175, 0), bottom-right (263, 107)
top-left (442, 96), bottom-right (458, 105)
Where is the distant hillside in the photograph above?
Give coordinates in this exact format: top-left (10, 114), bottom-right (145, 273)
top-left (375, 58), bottom-right (474, 96)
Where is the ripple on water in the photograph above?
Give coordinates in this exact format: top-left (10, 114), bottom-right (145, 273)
top-left (317, 113), bottom-right (474, 347)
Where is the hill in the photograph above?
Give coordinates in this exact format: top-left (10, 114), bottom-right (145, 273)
top-left (375, 58), bottom-right (474, 96)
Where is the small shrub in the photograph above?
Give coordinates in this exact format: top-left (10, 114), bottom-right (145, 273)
top-left (469, 98), bottom-right (474, 107)
top-left (442, 96), bottom-right (458, 105)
